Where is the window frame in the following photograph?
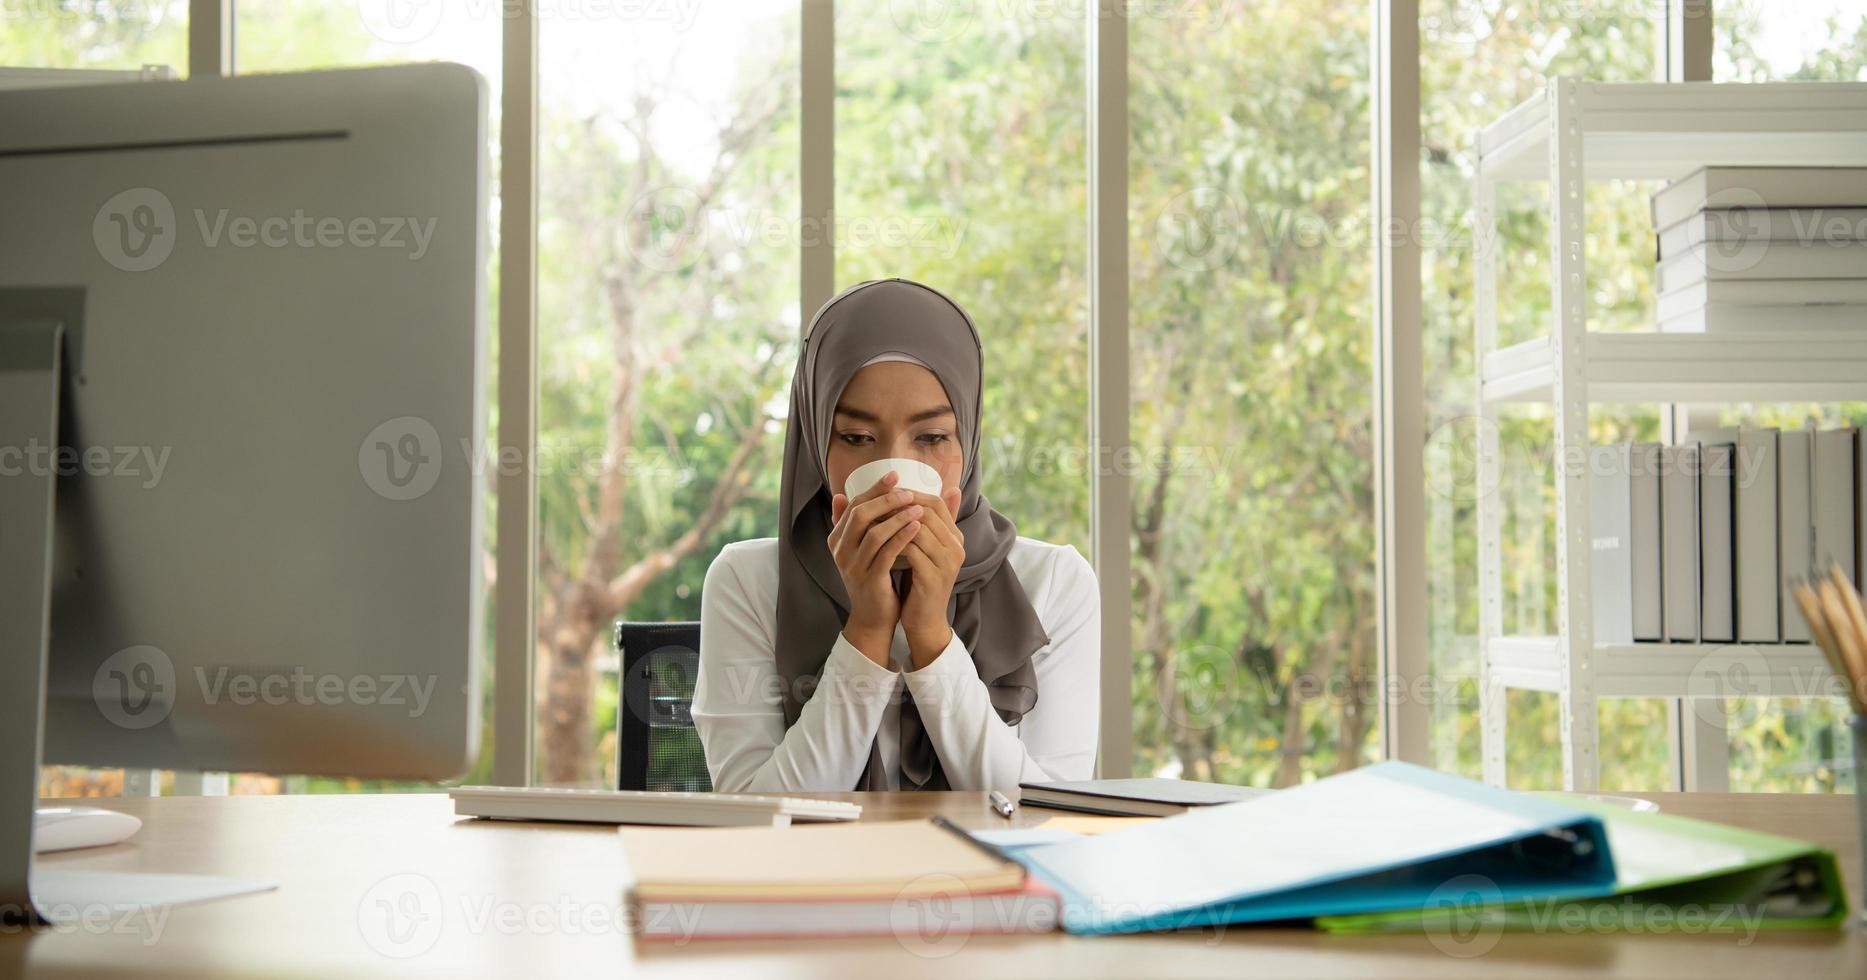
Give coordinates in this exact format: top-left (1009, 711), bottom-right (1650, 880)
top-left (192, 0), bottom-right (1455, 786)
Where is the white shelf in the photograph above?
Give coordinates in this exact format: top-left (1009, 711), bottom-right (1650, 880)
top-left (1472, 77), bottom-right (1867, 792)
top-left (1481, 331), bottom-right (1867, 405)
top-left (1488, 636), bottom-right (1839, 699)
top-left (1478, 81), bottom-right (1867, 182)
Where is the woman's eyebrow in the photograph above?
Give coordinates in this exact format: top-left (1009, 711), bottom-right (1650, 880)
top-left (834, 405), bottom-right (955, 424)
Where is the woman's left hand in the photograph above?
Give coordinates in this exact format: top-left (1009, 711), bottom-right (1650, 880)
top-left (899, 486), bottom-right (966, 669)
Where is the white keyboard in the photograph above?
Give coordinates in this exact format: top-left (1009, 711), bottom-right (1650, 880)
top-left (449, 785), bottom-right (861, 828)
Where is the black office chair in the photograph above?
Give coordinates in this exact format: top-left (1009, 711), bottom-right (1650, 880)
top-left (614, 621), bottom-right (713, 792)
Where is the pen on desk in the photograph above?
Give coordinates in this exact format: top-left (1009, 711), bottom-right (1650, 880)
top-left (929, 814), bottom-right (1016, 864)
top-left (988, 790), bottom-right (1016, 819)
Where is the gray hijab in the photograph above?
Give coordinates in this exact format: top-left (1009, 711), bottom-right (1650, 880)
top-left (775, 278), bottom-right (1048, 790)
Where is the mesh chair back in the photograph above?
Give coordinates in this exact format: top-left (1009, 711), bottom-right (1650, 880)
top-left (614, 621), bottom-right (712, 792)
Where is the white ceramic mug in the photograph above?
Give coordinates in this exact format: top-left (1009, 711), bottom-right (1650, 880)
top-left (843, 457), bottom-right (943, 500)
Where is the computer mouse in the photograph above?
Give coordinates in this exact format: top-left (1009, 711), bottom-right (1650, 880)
top-left (33, 806), bottom-right (142, 852)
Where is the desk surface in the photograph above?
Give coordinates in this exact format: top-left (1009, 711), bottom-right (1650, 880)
top-left (3, 789), bottom-right (1861, 979)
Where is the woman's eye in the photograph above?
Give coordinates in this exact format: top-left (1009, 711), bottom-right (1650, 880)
top-left (917, 433), bottom-right (950, 445)
top-left (838, 433), bottom-right (872, 446)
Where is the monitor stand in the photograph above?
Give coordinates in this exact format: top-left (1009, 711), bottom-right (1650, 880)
top-left (0, 309), bottom-right (273, 927)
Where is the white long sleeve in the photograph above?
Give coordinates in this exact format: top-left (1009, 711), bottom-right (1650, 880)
top-left (692, 537), bottom-right (1101, 793)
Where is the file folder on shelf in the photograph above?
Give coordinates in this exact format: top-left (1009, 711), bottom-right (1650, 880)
top-left (1013, 762), bottom-right (1616, 936)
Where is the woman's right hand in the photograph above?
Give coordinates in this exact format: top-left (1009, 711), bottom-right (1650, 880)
top-left (827, 470), bottom-right (925, 667)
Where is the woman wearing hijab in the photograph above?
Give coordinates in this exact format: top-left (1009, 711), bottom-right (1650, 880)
top-left (692, 279), bottom-right (1101, 792)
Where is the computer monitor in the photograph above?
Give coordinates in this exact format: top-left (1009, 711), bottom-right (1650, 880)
top-left (0, 63), bottom-right (487, 920)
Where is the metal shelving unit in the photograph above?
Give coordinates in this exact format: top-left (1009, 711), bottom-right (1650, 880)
top-left (1473, 78), bottom-right (1867, 791)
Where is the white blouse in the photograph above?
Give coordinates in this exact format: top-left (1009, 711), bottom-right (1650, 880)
top-left (692, 536), bottom-right (1101, 793)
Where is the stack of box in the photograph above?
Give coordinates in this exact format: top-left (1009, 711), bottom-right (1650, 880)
top-left (1591, 427), bottom-right (1864, 645)
top-left (1653, 167), bottom-right (1867, 333)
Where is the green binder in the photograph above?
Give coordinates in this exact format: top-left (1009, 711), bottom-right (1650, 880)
top-left (1317, 796), bottom-right (1848, 936)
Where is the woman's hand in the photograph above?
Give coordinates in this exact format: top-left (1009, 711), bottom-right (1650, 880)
top-left (827, 470), bottom-right (924, 667)
top-left (899, 486), bottom-right (966, 670)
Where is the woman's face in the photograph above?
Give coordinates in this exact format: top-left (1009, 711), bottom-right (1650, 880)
top-left (826, 361), bottom-right (965, 501)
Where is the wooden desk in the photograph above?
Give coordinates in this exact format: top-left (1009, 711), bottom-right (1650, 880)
top-left (3, 790), bottom-right (1861, 979)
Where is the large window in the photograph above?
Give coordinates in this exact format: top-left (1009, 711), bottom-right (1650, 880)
top-left (1420, 0), bottom-right (1664, 791)
top-left (835, 4), bottom-right (1091, 556)
top-left (19, 0), bottom-right (1864, 797)
top-left (0, 0), bottom-right (186, 72)
top-left (534, 2), bottom-right (799, 787)
top-left (1129, 2), bottom-right (1376, 784)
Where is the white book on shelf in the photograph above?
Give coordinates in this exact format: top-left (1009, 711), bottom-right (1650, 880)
top-left (1656, 278), bottom-right (1867, 321)
top-left (1692, 433), bottom-right (1738, 645)
top-left (1630, 443), bottom-right (1664, 642)
top-left (1812, 427), bottom-right (1858, 586)
top-left (1735, 429), bottom-right (1780, 644)
top-left (1657, 304), bottom-right (1867, 334)
top-left (1652, 167), bottom-right (1867, 231)
top-left (1590, 445), bottom-right (1635, 646)
top-left (1656, 241), bottom-right (1867, 294)
top-left (1660, 444), bottom-right (1700, 644)
top-left (1656, 207), bottom-right (1867, 258)
top-left (1780, 429), bottom-right (1814, 643)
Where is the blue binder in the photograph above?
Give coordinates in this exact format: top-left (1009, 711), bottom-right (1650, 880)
top-left (1014, 762), bottom-right (1616, 935)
